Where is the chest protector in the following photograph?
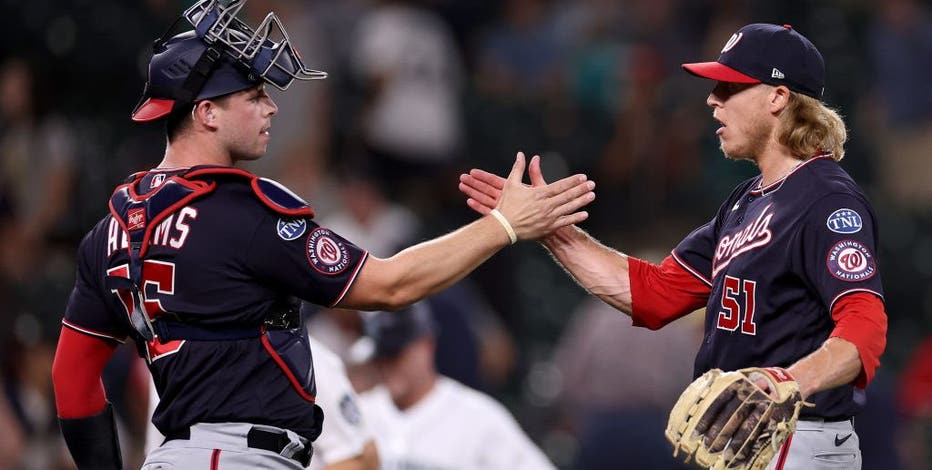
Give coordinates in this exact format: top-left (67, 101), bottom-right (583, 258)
top-left (107, 166), bottom-right (318, 401)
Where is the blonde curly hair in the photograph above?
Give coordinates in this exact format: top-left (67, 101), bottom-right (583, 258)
top-left (778, 93), bottom-right (847, 161)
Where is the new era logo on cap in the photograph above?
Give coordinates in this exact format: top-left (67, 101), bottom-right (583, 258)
top-left (682, 23), bottom-right (825, 100)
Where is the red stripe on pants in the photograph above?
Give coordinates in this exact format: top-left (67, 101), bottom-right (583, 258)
top-left (774, 433), bottom-right (794, 470)
top-left (210, 449), bottom-right (221, 470)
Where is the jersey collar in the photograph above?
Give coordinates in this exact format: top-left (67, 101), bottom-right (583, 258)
top-left (750, 153), bottom-right (834, 196)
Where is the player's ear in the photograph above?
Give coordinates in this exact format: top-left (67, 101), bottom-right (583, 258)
top-left (769, 85), bottom-right (791, 114)
top-left (192, 101), bottom-right (220, 130)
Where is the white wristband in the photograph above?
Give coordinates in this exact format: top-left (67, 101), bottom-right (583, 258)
top-left (489, 209), bottom-right (517, 245)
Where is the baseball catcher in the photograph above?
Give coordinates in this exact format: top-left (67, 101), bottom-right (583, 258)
top-left (666, 367), bottom-right (812, 470)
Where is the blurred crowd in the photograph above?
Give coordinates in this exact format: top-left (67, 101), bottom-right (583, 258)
top-left (0, 0), bottom-right (930, 469)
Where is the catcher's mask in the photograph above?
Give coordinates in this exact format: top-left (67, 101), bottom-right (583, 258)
top-left (132, 0), bottom-right (326, 122)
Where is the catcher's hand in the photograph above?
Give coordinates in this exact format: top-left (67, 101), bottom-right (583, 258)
top-left (665, 367), bottom-right (813, 470)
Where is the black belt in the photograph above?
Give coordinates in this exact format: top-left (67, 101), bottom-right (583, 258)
top-left (800, 416), bottom-right (854, 424)
top-left (165, 426), bottom-right (312, 466)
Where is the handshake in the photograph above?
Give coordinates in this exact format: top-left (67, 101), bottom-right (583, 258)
top-left (457, 151), bottom-right (596, 244)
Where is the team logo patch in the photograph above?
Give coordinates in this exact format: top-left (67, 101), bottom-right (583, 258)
top-left (277, 218), bottom-right (307, 241)
top-left (339, 394), bottom-right (361, 426)
top-left (306, 228), bottom-right (350, 275)
top-left (826, 208), bottom-right (862, 234)
top-left (827, 240), bottom-right (876, 282)
top-left (127, 208), bottom-right (146, 231)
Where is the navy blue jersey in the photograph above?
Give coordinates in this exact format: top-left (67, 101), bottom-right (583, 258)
top-left (673, 155), bottom-right (883, 420)
top-left (63, 168), bottom-right (368, 440)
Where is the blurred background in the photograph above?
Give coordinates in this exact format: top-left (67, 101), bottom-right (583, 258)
top-left (0, 0), bottom-right (929, 468)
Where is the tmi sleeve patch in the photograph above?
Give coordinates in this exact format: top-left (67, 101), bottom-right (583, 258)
top-left (277, 218), bottom-right (307, 241)
top-left (826, 240), bottom-right (876, 281)
top-left (826, 208), bottom-right (862, 234)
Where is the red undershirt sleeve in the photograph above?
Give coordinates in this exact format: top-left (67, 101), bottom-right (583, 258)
top-left (52, 325), bottom-right (119, 418)
top-left (629, 256), bottom-right (712, 330)
top-left (830, 292), bottom-right (887, 388)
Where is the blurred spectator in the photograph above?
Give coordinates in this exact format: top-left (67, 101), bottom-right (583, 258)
top-left (356, 303), bottom-right (554, 469)
top-left (427, 280), bottom-right (516, 393)
top-left (241, 0), bottom-right (335, 207)
top-left (0, 56), bottom-right (76, 283)
top-left (852, 369), bottom-right (904, 470)
top-left (0, 378), bottom-right (26, 465)
top-left (0, 54), bottom-right (76, 440)
top-left (551, 296), bottom-right (701, 469)
top-left (1, 337), bottom-right (70, 470)
top-left (868, 0), bottom-right (932, 210)
top-left (350, 0), bottom-right (465, 210)
top-left (308, 279), bottom-right (514, 396)
top-left (475, 0), bottom-right (563, 101)
top-left (318, 168), bottom-right (422, 258)
top-left (595, 41), bottom-right (705, 228)
top-left (897, 336), bottom-right (932, 470)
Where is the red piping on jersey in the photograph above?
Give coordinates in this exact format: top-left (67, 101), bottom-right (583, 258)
top-left (250, 178), bottom-right (315, 217)
top-left (52, 326), bottom-right (118, 418)
top-left (628, 256), bottom-right (712, 330)
top-left (331, 251), bottom-right (369, 307)
top-left (831, 288), bottom-right (883, 310)
top-left (774, 433), bottom-right (793, 470)
top-left (61, 319), bottom-right (126, 343)
top-left (830, 292), bottom-right (886, 388)
top-left (210, 449), bottom-right (221, 470)
top-left (671, 250), bottom-right (712, 287)
top-left (259, 329), bottom-right (317, 403)
top-left (185, 167), bottom-right (315, 217)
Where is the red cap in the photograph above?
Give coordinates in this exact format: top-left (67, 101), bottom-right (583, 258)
top-left (681, 62), bottom-right (761, 84)
top-left (131, 98), bottom-right (176, 122)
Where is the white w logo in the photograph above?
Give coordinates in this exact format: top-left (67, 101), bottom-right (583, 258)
top-left (721, 32), bottom-right (743, 53)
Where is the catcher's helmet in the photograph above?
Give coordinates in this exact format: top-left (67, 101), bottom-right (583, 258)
top-left (132, 0), bottom-right (326, 122)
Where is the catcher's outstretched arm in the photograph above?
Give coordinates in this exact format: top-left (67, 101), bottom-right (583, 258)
top-left (460, 158), bottom-right (709, 322)
top-left (340, 152), bottom-right (594, 311)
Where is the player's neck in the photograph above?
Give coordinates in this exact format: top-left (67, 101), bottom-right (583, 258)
top-left (393, 374), bottom-right (438, 412)
top-left (756, 148), bottom-right (803, 187)
top-left (160, 134), bottom-right (234, 169)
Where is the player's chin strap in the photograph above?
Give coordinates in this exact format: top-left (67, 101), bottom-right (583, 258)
top-left (59, 403), bottom-right (122, 470)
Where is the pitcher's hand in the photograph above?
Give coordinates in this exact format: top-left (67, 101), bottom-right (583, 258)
top-left (465, 152), bottom-right (594, 241)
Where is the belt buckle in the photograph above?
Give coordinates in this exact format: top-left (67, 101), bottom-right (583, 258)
top-left (247, 427), bottom-right (311, 466)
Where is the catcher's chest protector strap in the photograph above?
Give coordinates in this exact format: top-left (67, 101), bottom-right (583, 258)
top-left (107, 173), bottom-right (216, 341)
top-left (106, 167), bottom-right (313, 341)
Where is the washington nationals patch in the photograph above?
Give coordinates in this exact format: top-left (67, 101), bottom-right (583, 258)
top-left (827, 239), bottom-right (876, 282)
top-left (306, 228), bottom-right (350, 275)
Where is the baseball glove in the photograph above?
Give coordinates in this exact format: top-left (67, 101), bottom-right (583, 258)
top-left (665, 367), bottom-right (812, 470)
